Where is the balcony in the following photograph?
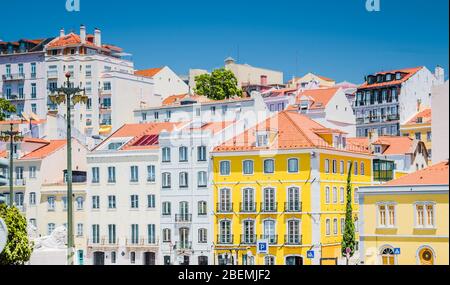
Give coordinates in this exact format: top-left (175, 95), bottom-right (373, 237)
top-left (240, 234), bottom-right (257, 245)
top-left (100, 104), bottom-right (112, 113)
top-left (5, 94), bottom-right (25, 101)
top-left (284, 202), bottom-right (302, 213)
top-left (260, 203), bottom-right (278, 213)
top-left (1, 178), bottom-right (27, 187)
top-left (216, 203), bottom-right (233, 214)
top-left (47, 71), bottom-right (58, 79)
top-left (100, 119), bottom-right (112, 126)
top-left (387, 114), bottom-right (400, 121)
top-left (216, 235), bottom-right (234, 245)
top-left (175, 241), bottom-right (193, 250)
top-left (240, 202), bottom-right (257, 213)
top-left (369, 116), bottom-right (381, 123)
top-left (2, 73), bottom-right (25, 81)
top-left (356, 118), bottom-right (364, 125)
top-left (260, 235), bottom-right (278, 245)
top-left (175, 214), bottom-right (192, 223)
top-left (284, 235), bottom-right (303, 246)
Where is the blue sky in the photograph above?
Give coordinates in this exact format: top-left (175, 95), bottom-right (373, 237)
top-left (0, 0), bottom-right (448, 83)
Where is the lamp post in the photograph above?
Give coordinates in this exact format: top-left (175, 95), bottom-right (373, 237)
top-left (0, 123), bottom-right (23, 208)
top-left (49, 72), bottom-right (87, 265)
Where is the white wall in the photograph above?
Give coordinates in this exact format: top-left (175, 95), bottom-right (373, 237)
top-left (153, 66), bottom-right (189, 98)
top-left (432, 80), bottom-right (449, 164)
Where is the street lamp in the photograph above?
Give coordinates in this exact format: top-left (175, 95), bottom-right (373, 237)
top-left (49, 72), bottom-right (87, 265)
top-left (0, 123), bottom-right (24, 208)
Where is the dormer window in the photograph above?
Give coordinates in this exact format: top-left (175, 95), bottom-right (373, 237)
top-left (257, 133), bottom-right (269, 147)
top-left (386, 74), bottom-right (392, 81)
top-left (395, 72), bottom-right (402, 80)
top-left (377, 75), bottom-right (383, 83)
top-left (374, 145), bottom-right (382, 154)
top-left (416, 117), bottom-right (423, 124)
top-left (299, 101), bottom-right (309, 114)
top-left (108, 142), bottom-right (124, 150)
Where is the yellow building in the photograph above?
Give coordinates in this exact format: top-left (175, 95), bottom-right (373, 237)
top-left (38, 182), bottom-right (87, 265)
top-left (211, 111), bottom-right (373, 265)
top-left (359, 161), bottom-right (449, 265)
top-left (400, 108), bottom-right (432, 162)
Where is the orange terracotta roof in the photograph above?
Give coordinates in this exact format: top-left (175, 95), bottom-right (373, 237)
top-left (316, 75), bottom-right (335, 82)
top-left (94, 122), bottom-right (183, 151)
top-left (134, 68), bottom-right (164, 78)
top-left (384, 161), bottom-right (449, 186)
top-left (20, 140), bottom-right (67, 160)
top-left (214, 111), bottom-right (369, 154)
top-left (347, 136), bottom-right (416, 155)
top-left (296, 87), bottom-right (341, 109)
top-left (359, 67), bottom-right (423, 89)
top-left (187, 121), bottom-right (234, 135)
top-left (48, 33), bottom-right (96, 48)
top-left (404, 108), bottom-right (432, 125)
top-left (0, 119), bottom-right (45, 125)
top-left (162, 94), bottom-right (190, 106)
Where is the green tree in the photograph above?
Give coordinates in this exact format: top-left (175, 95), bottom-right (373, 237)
top-left (194, 68), bottom-right (241, 100)
top-left (0, 98), bottom-right (16, 121)
top-left (341, 162), bottom-right (356, 262)
top-left (0, 204), bottom-right (33, 265)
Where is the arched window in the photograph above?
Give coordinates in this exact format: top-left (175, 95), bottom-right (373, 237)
top-left (381, 247), bottom-right (395, 265)
top-left (162, 147), bottom-right (171, 162)
top-left (179, 146), bottom-right (188, 162)
top-left (264, 255), bottom-right (276, 265)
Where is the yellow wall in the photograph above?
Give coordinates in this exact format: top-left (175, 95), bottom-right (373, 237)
top-left (212, 151), bottom-right (372, 265)
top-left (400, 124), bottom-right (432, 162)
top-left (361, 192), bottom-right (449, 265)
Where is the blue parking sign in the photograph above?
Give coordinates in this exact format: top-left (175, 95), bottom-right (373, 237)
top-left (307, 250), bottom-right (315, 259)
top-left (257, 241), bottom-right (268, 254)
top-left (394, 248), bottom-right (401, 255)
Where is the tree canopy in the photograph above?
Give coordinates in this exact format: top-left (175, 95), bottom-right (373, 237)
top-left (0, 98), bottom-right (16, 121)
top-left (0, 204), bottom-right (33, 265)
top-left (194, 68), bottom-right (242, 100)
top-left (341, 163), bottom-right (357, 260)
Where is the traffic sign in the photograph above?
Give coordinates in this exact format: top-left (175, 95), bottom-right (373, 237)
top-left (307, 250), bottom-right (315, 259)
top-left (0, 218), bottom-right (8, 254)
top-left (257, 240), bottom-right (269, 254)
top-left (394, 248), bottom-right (401, 255)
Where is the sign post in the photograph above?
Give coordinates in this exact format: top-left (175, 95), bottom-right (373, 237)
top-left (0, 218), bottom-right (8, 254)
top-left (257, 240), bottom-right (269, 265)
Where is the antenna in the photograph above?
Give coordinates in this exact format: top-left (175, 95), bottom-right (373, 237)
top-left (237, 45), bottom-right (240, 63)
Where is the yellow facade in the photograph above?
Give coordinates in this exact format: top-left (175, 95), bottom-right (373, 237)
top-left (360, 190), bottom-right (449, 265)
top-left (212, 150), bottom-right (372, 265)
top-left (400, 123), bottom-right (432, 162)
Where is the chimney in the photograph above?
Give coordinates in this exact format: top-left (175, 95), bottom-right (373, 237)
top-left (60, 28), bottom-right (65, 38)
top-left (435, 65), bottom-right (445, 85)
top-left (80, 25), bottom-right (86, 44)
top-left (368, 130), bottom-right (379, 145)
top-left (94, 28), bottom-right (102, 47)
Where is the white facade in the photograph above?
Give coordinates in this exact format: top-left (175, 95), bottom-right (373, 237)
top-left (0, 41), bottom-right (50, 119)
top-left (85, 140), bottom-right (161, 265)
top-left (151, 66), bottom-right (189, 98)
top-left (134, 93), bottom-right (269, 127)
top-left (432, 80), bottom-right (449, 164)
top-left (304, 88), bottom-right (356, 137)
top-left (158, 119), bottom-right (252, 265)
top-left (45, 43), bottom-right (154, 137)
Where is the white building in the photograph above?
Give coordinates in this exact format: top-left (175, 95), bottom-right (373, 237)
top-left (135, 66), bottom-right (189, 100)
top-left (289, 87), bottom-right (357, 136)
top-left (134, 92), bottom-right (269, 128)
top-left (85, 122), bottom-right (178, 265)
top-left (45, 25), bottom-right (158, 138)
top-left (431, 80), bottom-right (449, 164)
top-left (158, 119), bottom-right (251, 265)
top-left (0, 137), bottom-right (87, 264)
top-left (0, 38), bottom-right (54, 119)
top-left (354, 66), bottom-right (444, 137)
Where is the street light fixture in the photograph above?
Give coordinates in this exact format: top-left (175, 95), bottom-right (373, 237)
top-left (48, 72), bottom-right (87, 265)
top-left (0, 123), bottom-right (24, 208)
